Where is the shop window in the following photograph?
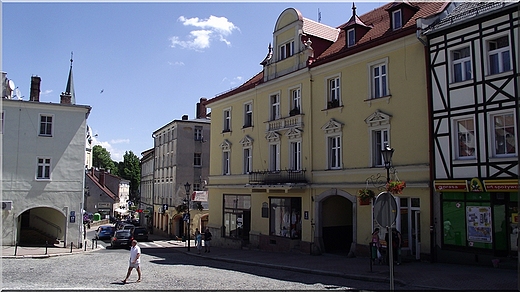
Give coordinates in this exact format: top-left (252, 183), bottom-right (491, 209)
top-left (269, 197), bottom-right (301, 239)
top-left (223, 195), bottom-right (251, 239)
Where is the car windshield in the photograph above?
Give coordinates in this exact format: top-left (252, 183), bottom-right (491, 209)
top-left (116, 231), bottom-right (131, 238)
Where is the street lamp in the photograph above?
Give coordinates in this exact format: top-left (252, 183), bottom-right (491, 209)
top-left (380, 143), bottom-right (395, 291)
top-left (184, 182), bottom-right (191, 252)
top-left (381, 144), bottom-right (394, 183)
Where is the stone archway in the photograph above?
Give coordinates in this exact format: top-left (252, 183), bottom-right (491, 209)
top-left (18, 207), bottom-right (65, 246)
top-left (314, 189), bottom-right (357, 256)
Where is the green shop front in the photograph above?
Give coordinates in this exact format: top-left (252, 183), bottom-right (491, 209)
top-left (434, 179), bottom-right (518, 265)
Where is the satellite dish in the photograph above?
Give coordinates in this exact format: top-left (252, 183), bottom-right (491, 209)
top-left (14, 88), bottom-right (22, 100)
top-left (8, 80), bottom-right (15, 91)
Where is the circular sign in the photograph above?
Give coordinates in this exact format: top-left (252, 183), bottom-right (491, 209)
top-left (373, 191), bottom-right (398, 228)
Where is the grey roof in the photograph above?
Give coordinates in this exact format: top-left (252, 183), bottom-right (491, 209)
top-left (432, 1), bottom-right (515, 31)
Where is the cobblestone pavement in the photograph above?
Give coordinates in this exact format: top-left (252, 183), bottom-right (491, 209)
top-left (3, 231), bottom-right (518, 291)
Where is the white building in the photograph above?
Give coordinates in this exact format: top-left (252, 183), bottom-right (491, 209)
top-left (2, 65), bottom-right (91, 247)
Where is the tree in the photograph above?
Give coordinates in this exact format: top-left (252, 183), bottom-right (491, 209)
top-left (119, 151), bottom-right (141, 205)
top-left (92, 145), bottom-right (116, 173)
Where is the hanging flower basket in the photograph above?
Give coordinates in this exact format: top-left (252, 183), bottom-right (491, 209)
top-left (358, 189), bottom-right (375, 205)
top-left (386, 180), bottom-right (406, 195)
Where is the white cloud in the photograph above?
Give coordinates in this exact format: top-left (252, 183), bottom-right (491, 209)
top-left (41, 90), bottom-right (53, 95)
top-left (222, 76), bottom-right (243, 87)
top-left (92, 136), bottom-right (129, 162)
top-left (168, 61), bottom-right (185, 66)
top-left (170, 15), bottom-right (239, 50)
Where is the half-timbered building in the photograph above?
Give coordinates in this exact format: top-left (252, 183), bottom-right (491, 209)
top-left (423, 2), bottom-right (519, 264)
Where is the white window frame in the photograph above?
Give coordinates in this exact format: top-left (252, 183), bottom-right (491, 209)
top-left (368, 58), bottom-right (389, 99)
top-left (289, 140), bottom-right (302, 171)
top-left (269, 143), bottom-right (280, 171)
top-left (347, 28), bottom-right (355, 47)
top-left (326, 74), bottom-right (341, 108)
top-left (243, 147), bottom-right (252, 174)
top-left (371, 128), bottom-right (389, 167)
top-left (392, 9), bottom-right (402, 30)
top-left (244, 102), bottom-right (253, 128)
top-left (453, 117), bottom-right (476, 159)
top-left (451, 46), bottom-right (472, 83)
top-left (194, 126), bottom-right (203, 141)
top-left (279, 40), bottom-right (294, 61)
top-left (290, 86), bottom-right (301, 114)
top-left (486, 34), bottom-right (511, 75)
top-left (39, 114), bottom-right (54, 137)
top-left (270, 93), bottom-right (281, 121)
top-left (327, 135), bottom-right (342, 170)
top-left (222, 150), bottom-right (230, 175)
top-left (490, 111), bottom-right (517, 157)
top-left (36, 157), bottom-right (51, 180)
top-left (223, 108), bottom-right (231, 132)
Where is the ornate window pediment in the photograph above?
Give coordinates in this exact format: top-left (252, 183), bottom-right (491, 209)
top-left (365, 110), bottom-right (392, 127)
top-left (321, 118), bottom-right (344, 134)
top-left (285, 128), bottom-right (303, 140)
top-left (265, 131), bottom-right (281, 142)
top-left (220, 139), bottom-right (232, 151)
top-left (239, 135), bottom-right (254, 147)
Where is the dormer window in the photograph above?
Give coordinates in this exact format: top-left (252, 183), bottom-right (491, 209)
top-left (392, 9), bottom-right (402, 30)
top-left (279, 40), bottom-right (294, 60)
top-left (347, 29), bottom-right (355, 47)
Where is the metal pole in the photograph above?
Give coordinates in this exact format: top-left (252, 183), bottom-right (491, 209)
top-left (386, 167), bottom-right (394, 291)
top-left (187, 200), bottom-right (191, 252)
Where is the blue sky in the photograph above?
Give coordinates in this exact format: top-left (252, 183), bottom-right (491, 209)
top-left (2, 1), bottom-right (383, 161)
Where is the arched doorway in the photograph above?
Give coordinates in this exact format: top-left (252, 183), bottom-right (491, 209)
top-left (315, 189), bottom-right (356, 255)
top-left (18, 207), bottom-right (65, 246)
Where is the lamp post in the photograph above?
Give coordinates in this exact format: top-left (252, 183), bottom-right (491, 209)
top-left (381, 143), bottom-right (395, 291)
top-left (184, 182), bottom-right (191, 252)
top-left (381, 144), bottom-right (394, 183)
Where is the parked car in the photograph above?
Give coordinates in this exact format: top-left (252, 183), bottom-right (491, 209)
top-left (95, 225), bottom-right (115, 240)
top-left (121, 224), bottom-right (135, 231)
top-left (131, 227), bottom-right (149, 242)
top-left (110, 230), bottom-right (133, 248)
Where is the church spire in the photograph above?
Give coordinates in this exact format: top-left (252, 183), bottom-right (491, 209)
top-left (61, 52), bottom-right (76, 105)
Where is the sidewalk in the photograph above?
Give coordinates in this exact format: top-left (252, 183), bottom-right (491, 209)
top-left (3, 233), bottom-right (518, 291)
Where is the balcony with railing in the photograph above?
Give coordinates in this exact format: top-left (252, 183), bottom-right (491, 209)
top-left (248, 169), bottom-right (307, 185)
top-left (266, 114), bottom-right (303, 132)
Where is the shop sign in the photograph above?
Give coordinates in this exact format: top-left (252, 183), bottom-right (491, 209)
top-left (192, 191), bottom-right (208, 202)
top-left (466, 206), bottom-right (492, 243)
top-left (98, 202), bottom-right (111, 208)
top-left (434, 180), bottom-right (468, 192)
top-left (469, 178), bottom-right (484, 192)
top-left (483, 179), bottom-right (519, 192)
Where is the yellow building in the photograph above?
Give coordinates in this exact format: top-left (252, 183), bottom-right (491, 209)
top-left (205, 2), bottom-right (449, 258)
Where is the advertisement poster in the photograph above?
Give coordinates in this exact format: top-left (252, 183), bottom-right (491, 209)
top-left (466, 206), bottom-right (492, 243)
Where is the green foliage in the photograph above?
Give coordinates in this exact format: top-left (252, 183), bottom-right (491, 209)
top-left (92, 145), bottom-right (116, 172)
top-left (119, 151), bottom-right (141, 204)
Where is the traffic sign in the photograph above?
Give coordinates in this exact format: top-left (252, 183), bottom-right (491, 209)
top-left (183, 213), bottom-right (190, 221)
top-left (373, 191), bottom-right (398, 228)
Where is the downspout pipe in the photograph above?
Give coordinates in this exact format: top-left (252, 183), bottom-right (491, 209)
top-left (416, 18), bottom-right (435, 263)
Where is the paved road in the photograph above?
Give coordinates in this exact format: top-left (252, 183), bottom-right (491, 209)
top-left (3, 241), bottom-right (392, 291)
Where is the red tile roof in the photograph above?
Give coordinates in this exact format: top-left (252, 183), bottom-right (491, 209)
top-left (206, 1), bottom-right (449, 104)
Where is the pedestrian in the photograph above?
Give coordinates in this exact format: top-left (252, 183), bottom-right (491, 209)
top-left (195, 228), bottom-right (202, 254)
top-left (384, 228), bottom-right (401, 266)
top-left (204, 227), bottom-right (212, 253)
top-left (371, 228), bottom-right (382, 264)
top-left (122, 240), bottom-right (141, 284)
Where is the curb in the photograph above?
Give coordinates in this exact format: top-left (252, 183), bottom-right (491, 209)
top-left (179, 249), bottom-right (407, 287)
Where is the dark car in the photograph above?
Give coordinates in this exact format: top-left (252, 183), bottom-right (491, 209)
top-left (110, 230), bottom-right (133, 248)
top-left (95, 225), bottom-right (115, 240)
top-left (131, 227), bottom-right (149, 242)
top-left (121, 224), bottom-right (135, 231)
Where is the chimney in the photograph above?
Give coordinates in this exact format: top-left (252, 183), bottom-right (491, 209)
top-left (30, 76), bottom-right (41, 102)
top-left (182, 115), bottom-right (188, 120)
top-left (60, 93), bottom-right (72, 104)
top-left (99, 170), bottom-right (105, 187)
top-left (196, 97), bottom-right (208, 119)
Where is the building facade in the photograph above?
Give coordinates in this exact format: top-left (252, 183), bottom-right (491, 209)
top-left (205, 2), bottom-right (450, 258)
top-left (145, 99), bottom-right (211, 238)
top-left (84, 168), bottom-right (130, 219)
top-left (422, 2), bottom-right (519, 265)
top-left (2, 69), bottom-right (91, 247)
